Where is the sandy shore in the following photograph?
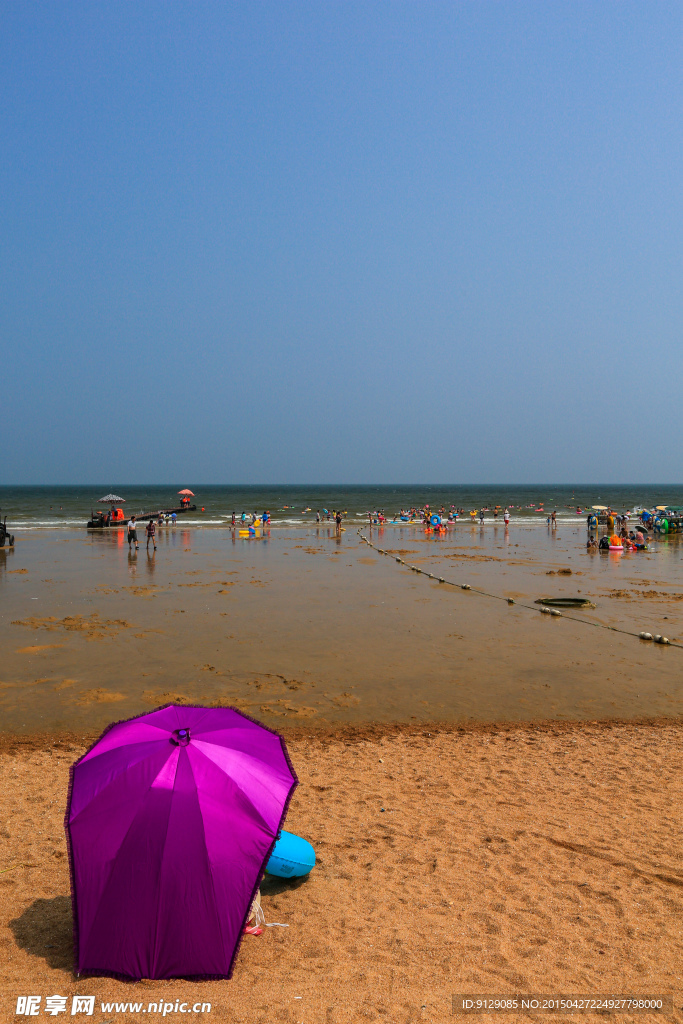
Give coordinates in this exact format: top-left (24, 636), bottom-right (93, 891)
top-left (1, 720), bottom-right (682, 1022)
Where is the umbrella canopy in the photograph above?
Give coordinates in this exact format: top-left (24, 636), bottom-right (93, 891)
top-left (97, 494), bottom-right (126, 504)
top-left (178, 489), bottom-right (195, 496)
top-left (592, 505), bottom-right (607, 511)
top-left (66, 705), bottom-right (298, 980)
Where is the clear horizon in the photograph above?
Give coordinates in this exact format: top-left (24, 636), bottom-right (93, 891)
top-left (2, 482), bottom-right (683, 489)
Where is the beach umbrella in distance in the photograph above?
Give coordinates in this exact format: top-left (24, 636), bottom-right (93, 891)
top-left (592, 505), bottom-right (607, 511)
top-left (178, 489), bottom-right (195, 496)
top-left (97, 494), bottom-right (125, 504)
top-left (66, 705), bottom-right (298, 980)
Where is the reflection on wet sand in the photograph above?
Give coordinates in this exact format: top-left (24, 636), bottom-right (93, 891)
top-left (1, 522), bottom-right (682, 734)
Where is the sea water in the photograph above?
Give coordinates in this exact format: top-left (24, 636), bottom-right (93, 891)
top-left (1, 484), bottom-right (681, 531)
top-left (2, 513), bottom-right (683, 732)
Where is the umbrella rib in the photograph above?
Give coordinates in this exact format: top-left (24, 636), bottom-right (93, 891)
top-left (190, 745), bottom-right (279, 831)
top-left (171, 706), bottom-right (212, 733)
top-left (82, 729), bottom-right (171, 762)
top-left (69, 742), bottom-right (169, 823)
top-left (85, 737), bottom-right (169, 762)
top-left (183, 751), bottom-right (228, 968)
top-left (150, 771), bottom-right (180, 977)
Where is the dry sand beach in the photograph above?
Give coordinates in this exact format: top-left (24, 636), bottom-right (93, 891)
top-left (1, 523), bottom-right (682, 1021)
top-left (1, 722), bottom-right (682, 1022)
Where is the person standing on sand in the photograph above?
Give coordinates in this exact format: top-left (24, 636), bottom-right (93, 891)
top-left (146, 518), bottom-right (156, 551)
top-left (504, 509), bottom-right (510, 526)
top-left (335, 510), bottom-right (342, 534)
top-left (551, 510), bottom-right (557, 528)
top-left (127, 515), bottom-right (138, 549)
top-left (316, 510), bottom-right (320, 523)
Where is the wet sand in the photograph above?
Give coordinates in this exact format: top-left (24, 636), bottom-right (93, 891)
top-left (1, 721), bottom-right (681, 1022)
top-left (1, 524), bottom-right (683, 733)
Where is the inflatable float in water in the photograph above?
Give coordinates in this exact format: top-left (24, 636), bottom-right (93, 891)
top-left (266, 830), bottom-right (316, 878)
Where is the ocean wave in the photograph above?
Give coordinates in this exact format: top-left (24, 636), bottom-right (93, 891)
top-left (8, 511), bottom-right (595, 532)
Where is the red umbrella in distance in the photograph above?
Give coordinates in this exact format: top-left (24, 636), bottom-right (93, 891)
top-left (178, 489), bottom-right (195, 496)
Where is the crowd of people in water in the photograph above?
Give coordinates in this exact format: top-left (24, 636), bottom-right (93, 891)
top-left (368, 505), bottom-right (512, 525)
top-left (114, 498), bottom-right (670, 557)
top-left (585, 509), bottom-right (652, 553)
top-left (587, 527), bottom-right (648, 552)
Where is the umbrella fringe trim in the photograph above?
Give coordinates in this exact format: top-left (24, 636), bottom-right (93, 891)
top-left (64, 759), bottom-right (81, 980)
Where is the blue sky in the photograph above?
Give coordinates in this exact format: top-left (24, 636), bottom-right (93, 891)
top-left (2, 2), bottom-right (680, 484)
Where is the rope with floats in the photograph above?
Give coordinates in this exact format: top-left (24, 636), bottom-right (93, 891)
top-left (356, 529), bottom-right (680, 649)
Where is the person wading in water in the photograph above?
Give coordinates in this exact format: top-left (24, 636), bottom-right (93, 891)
top-left (127, 515), bottom-right (138, 550)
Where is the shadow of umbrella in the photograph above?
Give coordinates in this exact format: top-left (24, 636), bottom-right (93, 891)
top-left (9, 895), bottom-right (74, 973)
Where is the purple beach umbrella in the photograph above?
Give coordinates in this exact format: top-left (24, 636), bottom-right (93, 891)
top-left (65, 705), bottom-right (298, 980)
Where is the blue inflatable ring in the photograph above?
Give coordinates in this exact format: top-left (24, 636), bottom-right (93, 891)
top-left (266, 830), bottom-right (316, 878)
